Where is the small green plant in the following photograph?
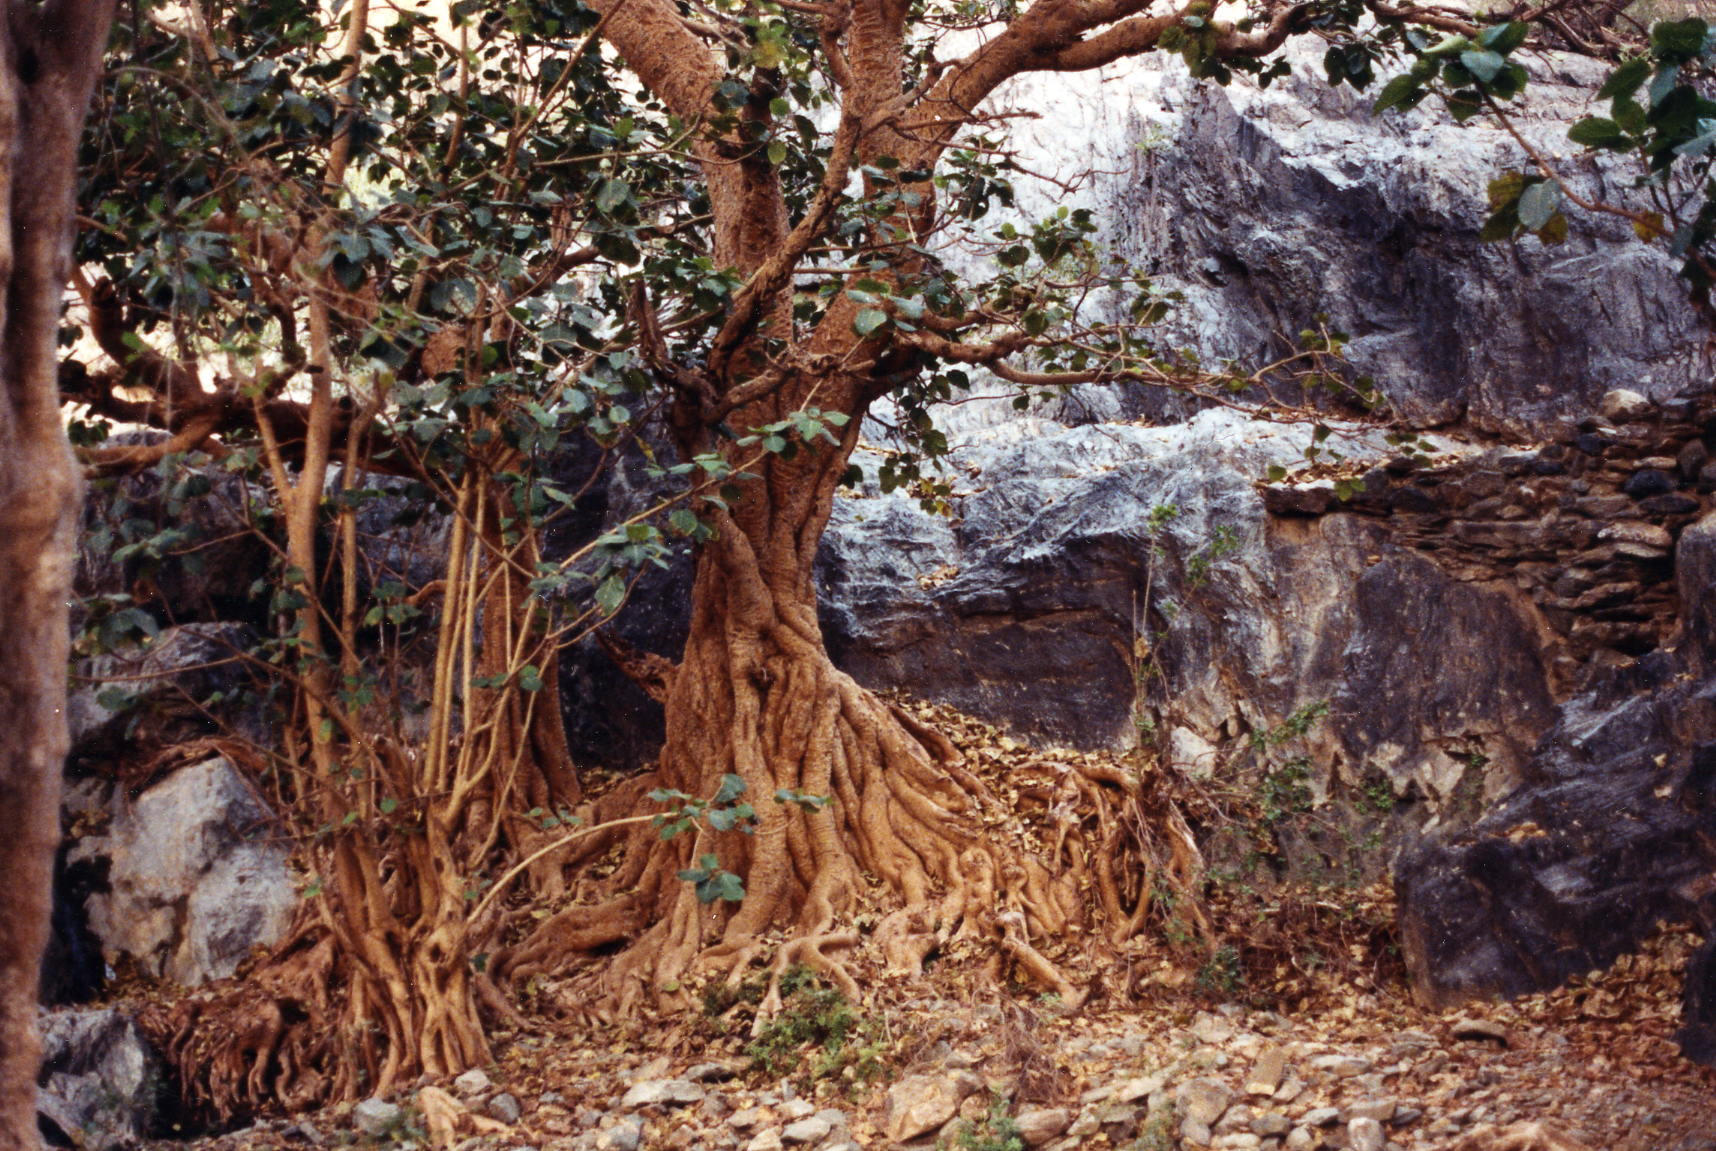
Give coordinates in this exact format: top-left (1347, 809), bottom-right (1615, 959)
top-left (1360, 779), bottom-right (1396, 814)
top-left (949, 1094), bottom-right (1025, 1151)
top-left (1194, 944), bottom-right (1245, 998)
top-left (1250, 700), bottom-right (1331, 749)
top-left (1184, 523), bottom-right (1242, 588)
top-left (1259, 757), bottom-right (1314, 823)
top-left (1133, 1106), bottom-right (1177, 1151)
top-left (745, 966), bottom-right (888, 1086)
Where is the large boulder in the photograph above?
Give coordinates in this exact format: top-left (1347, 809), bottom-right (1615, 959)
top-left (37, 1008), bottom-right (164, 1150)
top-left (65, 622), bottom-right (259, 765)
top-left (82, 756), bottom-right (298, 986)
top-left (1396, 693), bottom-right (1716, 1007)
top-left (1396, 496), bottom-right (1716, 1010)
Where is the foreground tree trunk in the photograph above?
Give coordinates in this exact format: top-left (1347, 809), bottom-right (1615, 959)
top-left (499, 361), bottom-right (1211, 1013)
top-left (0, 3), bottom-right (115, 1144)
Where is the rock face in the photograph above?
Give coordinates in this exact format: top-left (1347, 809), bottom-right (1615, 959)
top-left (82, 756), bottom-right (298, 986)
top-left (821, 410), bottom-right (1561, 809)
top-left (986, 48), bottom-right (1701, 435)
top-left (37, 1008), bottom-right (164, 1150)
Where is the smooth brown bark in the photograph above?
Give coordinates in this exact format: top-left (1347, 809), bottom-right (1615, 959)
top-left (0, 1), bottom-right (114, 1145)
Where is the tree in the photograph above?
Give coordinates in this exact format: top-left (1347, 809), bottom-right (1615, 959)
top-left (61, 0), bottom-right (1688, 1116)
top-left (492, 0), bottom-right (1616, 1013)
top-left (0, 2), bottom-right (115, 1145)
top-left (65, 0), bottom-right (702, 1114)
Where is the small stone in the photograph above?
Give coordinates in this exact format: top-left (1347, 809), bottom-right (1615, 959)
top-left (1113, 1074), bottom-right (1167, 1103)
top-left (1181, 1117), bottom-right (1214, 1146)
top-left (1213, 1136), bottom-right (1262, 1150)
top-left (1641, 493), bottom-right (1700, 515)
top-left (1348, 1099), bottom-right (1395, 1122)
top-left (488, 1093), bottom-right (523, 1124)
top-left (781, 1115), bottom-right (833, 1144)
top-left (1309, 1054), bottom-right (1371, 1078)
top-left (1348, 1116), bottom-right (1386, 1151)
top-left (1067, 1110), bottom-right (1103, 1138)
top-left (1015, 1107), bottom-right (1072, 1146)
top-left (1178, 1077), bottom-right (1234, 1127)
top-left (684, 1061), bottom-right (735, 1082)
top-left (1263, 483), bottom-right (1335, 517)
top-left (1597, 521), bottom-right (1673, 550)
top-left (352, 1098), bottom-right (403, 1138)
top-left (1252, 1113), bottom-right (1292, 1137)
top-left (1450, 1018), bottom-right (1510, 1046)
top-left (1246, 1047), bottom-right (1288, 1096)
top-left (883, 1071), bottom-right (983, 1142)
top-left (778, 1099), bottom-right (815, 1121)
top-left (454, 1068), bottom-right (494, 1097)
top-left (539, 1092), bottom-right (566, 1107)
top-left (598, 1123), bottom-right (646, 1151)
top-left (1682, 440), bottom-right (1712, 480)
top-left (620, 1079), bottom-right (706, 1108)
top-left (1602, 389), bottom-right (1654, 423)
top-left (1302, 1107), bottom-right (1342, 1127)
top-left (1391, 1107), bottom-right (1424, 1126)
top-left (743, 1132), bottom-right (784, 1151)
top-left (283, 1120), bottom-right (324, 1145)
top-left (729, 1108), bottom-right (765, 1130)
top-left (1624, 468), bottom-right (1678, 499)
top-left (1285, 1128), bottom-right (1316, 1151)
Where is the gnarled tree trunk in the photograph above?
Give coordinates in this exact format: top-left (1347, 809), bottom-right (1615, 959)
top-left (0, 4), bottom-right (115, 1145)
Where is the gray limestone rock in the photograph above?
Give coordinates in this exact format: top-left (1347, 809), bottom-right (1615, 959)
top-left (353, 1097), bottom-right (404, 1138)
top-left (66, 622), bottom-right (260, 762)
top-left (82, 755), bottom-right (297, 986)
top-left (37, 1009), bottom-right (163, 1151)
top-left (883, 1071), bottom-right (984, 1142)
top-left (619, 1078), bottom-right (705, 1108)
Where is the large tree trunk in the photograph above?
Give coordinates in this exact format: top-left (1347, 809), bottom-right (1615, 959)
top-left (0, 4), bottom-right (115, 1145)
top-left (500, 373), bottom-right (1205, 1015)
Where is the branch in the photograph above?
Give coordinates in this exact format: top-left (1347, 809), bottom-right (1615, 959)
top-left (587, 0), bottom-right (724, 128)
top-left (707, 97), bottom-right (865, 378)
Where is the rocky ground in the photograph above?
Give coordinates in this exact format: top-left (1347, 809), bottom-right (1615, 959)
top-left (89, 701), bottom-right (1711, 1151)
top-left (134, 926), bottom-right (1714, 1151)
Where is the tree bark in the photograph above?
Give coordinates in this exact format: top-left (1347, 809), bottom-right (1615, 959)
top-left (0, 2), bottom-right (115, 1145)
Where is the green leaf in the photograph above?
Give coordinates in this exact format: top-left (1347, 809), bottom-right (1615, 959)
top-left (1615, 95), bottom-right (1648, 135)
top-left (1372, 73), bottom-right (1421, 114)
top-left (1598, 56), bottom-right (1650, 101)
top-left (595, 573), bottom-right (626, 615)
top-left (1649, 64), bottom-right (1681, 108)
top-left (1568, 116), bottom-right (1626, 148)
top-left (518, 664), bottom-right (544, 692)
top-left (1651, 18), bottom-right (1708, 62)
top-left (713, 772), bottom-right (747, 805)
top-left (379, 797), bottom-right (399, 815)
top-left (1460, 49), bottom-right (1505, 84)
top-left (1264, 464), bottom-right (1288, 482)
top-left (1423, 33), bottom-right (1472, 59)
top-left (853, 308), bottom-right (889, 338)
top-left (595, 177), bottom-right (631, 214)
top-left (1517, 180), bottom-right (1560, 231)
top-left (1478, 21), bottom-right (1529, 54)
top-left (767, 140), bottom-right (787, 165)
